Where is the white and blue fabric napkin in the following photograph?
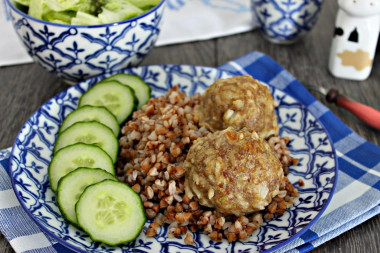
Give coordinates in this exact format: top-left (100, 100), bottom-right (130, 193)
top-left (0, 0), bottom-right (257, 67)
top-left (1, 51), bottom-right (379, 252)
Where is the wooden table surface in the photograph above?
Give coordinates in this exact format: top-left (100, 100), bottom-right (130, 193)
top-left (1, 1), bottom-right (379, 252)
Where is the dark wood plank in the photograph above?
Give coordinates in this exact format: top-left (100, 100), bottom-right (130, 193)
top-left (0, 63), bottom-right (69, 149)
top-left (143, 40), bottom-right (216, 66)
top-left (312, 214), bottom-right (380, 253)
top-left (0, 233), bottom-right (13, 253)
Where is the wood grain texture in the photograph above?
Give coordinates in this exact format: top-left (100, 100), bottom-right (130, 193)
top-left (0, 233), bottom-right (13, 253)
top-left (0, 64), bottom-right (70, 149)
top-left (0, 0), bottom-right (379, 252)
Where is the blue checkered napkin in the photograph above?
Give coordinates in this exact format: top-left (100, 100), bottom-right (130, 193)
top-left (1, 52), bottom-right (379, 253)
top-left (219, 51), bottom-right (380, 253)
top-left (0, 148), bottom-right (74, 253)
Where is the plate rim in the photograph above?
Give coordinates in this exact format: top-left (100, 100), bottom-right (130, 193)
top-left (9, 64), bottom-right (338, 253)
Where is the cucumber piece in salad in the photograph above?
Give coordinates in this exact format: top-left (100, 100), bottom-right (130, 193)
top-left (53, 121), bottom-right (119, 163)
top-left (49, 143), bottom-right (115, 192)
top-left (76, 180), bottom-right (146, 246)
top-left (78, 80), bottom-right (137, 124)
top-left (103, 74), bottom-right (151, 110)
top-left (59, 105), bottom-right (120, 137)
top-left (57, 167), bottom-right (117, 226)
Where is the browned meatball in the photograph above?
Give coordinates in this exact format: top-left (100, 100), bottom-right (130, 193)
top-left (184, 128), bottom-right (283, 216)
top-left (195, 75), bottom-right (279, 139)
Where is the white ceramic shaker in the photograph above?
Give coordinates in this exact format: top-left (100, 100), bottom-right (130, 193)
top-left (328, 0), bottom-right (380, 80)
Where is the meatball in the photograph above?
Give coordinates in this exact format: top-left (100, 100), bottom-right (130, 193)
top-left (195, 75), bottom-right (279, 139)
top-left (184, 128), bottom-right (283, 216)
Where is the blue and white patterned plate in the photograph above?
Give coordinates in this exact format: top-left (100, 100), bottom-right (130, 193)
top-left (10, 65), bottom-right (337, 253)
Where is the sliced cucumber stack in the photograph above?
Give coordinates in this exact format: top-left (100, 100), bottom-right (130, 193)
top-left (49, 143), bottom-right (115, 192)
top-left (48, 73), bottom-right (152, 245)
top-left (57, 168), bottom-right (117, 226)
top-left (76, 180), bottom-right (146, 246)
top-left (78, 80), bottom-right (137, 124)
top-left (103, 74), bottom-right (151, 109)
top-left (60, 105), bottom-right (120, 137)
top-left (53, 121), bottom-right (119, 163)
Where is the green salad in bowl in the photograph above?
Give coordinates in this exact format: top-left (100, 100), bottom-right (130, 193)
top-left (6, 0), bottom-right (166, 82)
top-left (12, 0), bottom-right (161, 25)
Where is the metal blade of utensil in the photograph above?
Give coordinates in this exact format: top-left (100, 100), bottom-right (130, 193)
top-left (305, 84), bottom-right (380, 130)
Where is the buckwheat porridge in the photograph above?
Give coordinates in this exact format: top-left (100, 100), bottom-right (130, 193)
top-left (116, 75), bottom-right (299, 244)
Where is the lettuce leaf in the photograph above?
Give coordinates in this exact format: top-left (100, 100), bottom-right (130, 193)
top-left (71, 11), bottom-right (101, 25)
top-left (44, 0), bottom-right (92, 13)
top-left (98, 0), bottom-right (143, 24)
top-left (43, 10), bottom-right (76, 24)
top-left (125, 0), bottom-right (161, 10)
top-left (28, 0), bottom-right (46, 19)
top-left (13, 0), bottom-right (30, 6)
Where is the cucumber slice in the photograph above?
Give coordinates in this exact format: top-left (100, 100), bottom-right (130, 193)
top-left (103, 74), bottom-right (151, 109)
top-left (60, 105), bottom-right (120, 137)
top-left (53, 121), bottom-right (118, 163)
top-left (78, 81), bottom-right (137, 124)
top-left (57, 167), bottom-right (117, 226)
top-left (76, 180), bottom-right (146, 246)
top-left (49, 143), bottom-right (115, 191)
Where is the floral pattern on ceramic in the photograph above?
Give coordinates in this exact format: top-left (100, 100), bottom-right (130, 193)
top-left (251, 0), bottom-right (324, 44)
top-left (328, 0), bottom-right (380, 80)
top-left (5, 0), bottom-right (166, 83)
top-left (9, 65), bottom-right (337, 253)
top-left (0, 149), bottom-right (11, 160)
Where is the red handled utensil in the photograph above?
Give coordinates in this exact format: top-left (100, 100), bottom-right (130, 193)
top-left (305, 85), bottom-right (380, 130)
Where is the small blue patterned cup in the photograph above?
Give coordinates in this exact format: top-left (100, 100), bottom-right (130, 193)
top-left (5, 0), bottom-right (166, 83)
top-left (251, 0), bottom-right (324, 44)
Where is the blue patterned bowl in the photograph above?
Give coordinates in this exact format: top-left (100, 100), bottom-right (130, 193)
top-left (5, 0), bottom-right (166, 83)
top-left (251, 0), bottom-right (324, 44)
top-left (10, 65), bottom-right (337, 252)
